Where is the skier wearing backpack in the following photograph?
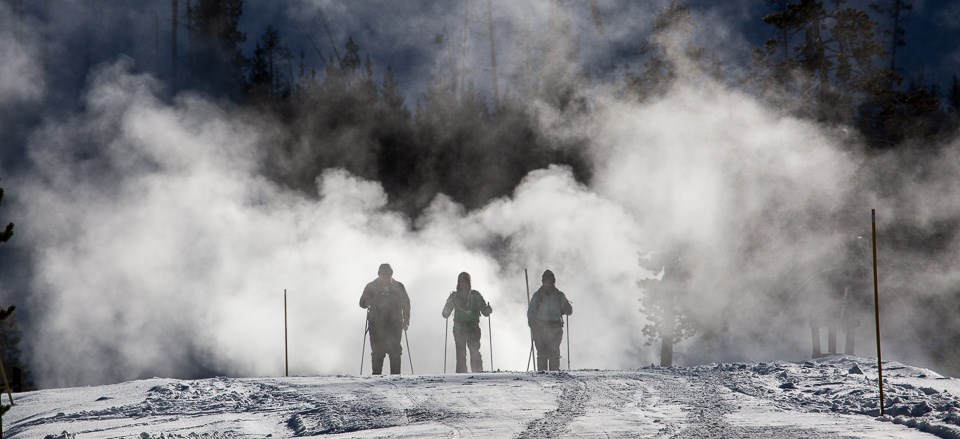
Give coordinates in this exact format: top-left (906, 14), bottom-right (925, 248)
top-left (360, 263), bottom-right (411, 375)
top-left (441, 272), bottom-right (492, 373)
top-left (527, 269), bottom-right (572, 371)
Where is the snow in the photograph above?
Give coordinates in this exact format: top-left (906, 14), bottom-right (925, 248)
top-left (5, 356), bottom-right (958, 438)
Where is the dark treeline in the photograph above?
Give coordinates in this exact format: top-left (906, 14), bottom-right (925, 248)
top-left (169, 0), bottom-right (960, 214)
top-left (749, 0), bottom-right (958, 149)
top-left (169, 0), bottom-right (593, 215)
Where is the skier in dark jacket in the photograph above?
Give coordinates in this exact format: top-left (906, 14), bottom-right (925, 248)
top-left (441, 272), bottom-right (492, 373)
top-left (360, 263), bottom-right (411, 375)
top-left (527, 269), bottom-right (572, 371)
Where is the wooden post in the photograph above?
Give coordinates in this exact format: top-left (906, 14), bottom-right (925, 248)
top-left (284, 289), bottom-right (289, 377)
top-left (871, 209), bottom-right (885, 416)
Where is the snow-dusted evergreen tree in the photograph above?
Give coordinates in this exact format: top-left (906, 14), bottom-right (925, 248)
top-left (638, 247), bottom-right (698, 367)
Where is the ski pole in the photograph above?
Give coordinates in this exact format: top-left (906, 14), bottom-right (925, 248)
top-left (488, 313), bottom-right (494, 372)
top-left (566, 314), bottom-right (571, 370)
top-left (360, 311), bottom-right (369, 375)
top-left (404, 328), bottom-right (415, 374)
top-left (444, 317), bottom-right (449, 374)
top-left (525, 269), bottom-right (535, 372)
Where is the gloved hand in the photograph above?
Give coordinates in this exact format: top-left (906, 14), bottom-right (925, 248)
top-left (441, 293), bottom-right (454, 318)
top-left (402, 320), bottom-right (409, 330)
top-left (482, 302), bottom-right (493, 316)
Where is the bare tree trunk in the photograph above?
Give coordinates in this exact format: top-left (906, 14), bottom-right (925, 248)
top-left (890, 0), bottom-right (902, 73)
top-left (447, 27), bottom-right (457, 96)
top-left (486, 0), bottom-right (499, 109)
top-left (12, 0), bottom-right (21, 47)
top-left (172, 0), bottom-right (179, 88)
top-left (459, 2), bottom-right (470, 100)
top-left (521, 12), bottom-right (533, 98)
top-left (660, 303), bottom-right (674, 367)
top-left (154, 5), bottom-right (161, 73)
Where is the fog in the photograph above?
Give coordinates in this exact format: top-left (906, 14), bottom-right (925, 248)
top-left (1, 1), bottom-right (959, 388)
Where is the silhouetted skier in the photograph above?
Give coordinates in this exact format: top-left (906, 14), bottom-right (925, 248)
top-left (442, 272), bottom-right (492, 373)
top-left (360, 263), bottom-right (411, 375)
top-left (527, 270), bottom-right (572, 371)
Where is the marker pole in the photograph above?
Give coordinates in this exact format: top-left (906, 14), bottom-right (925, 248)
top-left (871, 209), bottom-right (885, 416)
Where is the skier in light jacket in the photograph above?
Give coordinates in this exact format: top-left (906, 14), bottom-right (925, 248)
top-left (527, 269), bottom-right (572, 371)
top-left (360, 263), bottom-right (411, 375)
top-left (441, 272), bottom-right (492, 373)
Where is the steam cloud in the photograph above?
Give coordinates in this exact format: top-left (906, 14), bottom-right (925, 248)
top-left (1, 1), bottom-right (959, 388)
top-left (0, 1), bottom-right (44, 105)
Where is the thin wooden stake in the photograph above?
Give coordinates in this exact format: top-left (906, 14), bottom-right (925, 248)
top-left (871, 209), bottom-right (885, 416)
top-left (284, 289), bottom-right (289, 377)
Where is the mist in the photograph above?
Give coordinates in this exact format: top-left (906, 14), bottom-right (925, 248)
top-left (1, 1), bottom-right (959, 388)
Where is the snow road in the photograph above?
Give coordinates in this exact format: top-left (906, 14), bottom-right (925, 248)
top-left (6, 356), bottom-right (959, 438)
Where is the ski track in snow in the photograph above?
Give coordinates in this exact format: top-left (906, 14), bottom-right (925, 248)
top-left (517, 372), bottom-right (588, 438)
top-left (6, 356), bottom-right (960, 438)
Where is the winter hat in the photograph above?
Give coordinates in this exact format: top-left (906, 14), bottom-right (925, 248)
top-left (457, 272), bottom-right (471, 290)
top-left (542, 269), bottom-right (555, 282)
top-left (378, 263), bottom-right (393, 276)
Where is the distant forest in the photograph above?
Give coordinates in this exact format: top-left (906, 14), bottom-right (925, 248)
top-left (131, 0), bottom-right (959, 215)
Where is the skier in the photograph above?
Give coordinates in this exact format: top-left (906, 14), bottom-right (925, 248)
top-left (527, 269), bottom-right (572, 371)
top-left (442, 272), bottom-right (492, 373)
top-left (359, 263), bottom-right (411, 375)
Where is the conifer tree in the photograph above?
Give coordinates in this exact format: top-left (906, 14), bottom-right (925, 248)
top-left (381, 65), bottom-right (405, 113)
top-left (870, 0), bottom-right (912, 74)
top-left (185, 0), bottom-right (247, 98)
top-left (853, 0), bottom-right (943, 148)
top-left (638, 247), bottom-right (699, 367)
top-left (629, 2), bottom-right (714, 101)
top-left (761, 0), bottom-right (886, 123)
top-left (247, 25), bottom-right (291, 102)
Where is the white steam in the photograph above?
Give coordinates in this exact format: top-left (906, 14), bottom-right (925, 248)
top-left (9, 1), bottom-right (960, 388)
top-left (22, 62), bottom-right (657, 387)
top-left (0, 1), bottom-right (45, 105)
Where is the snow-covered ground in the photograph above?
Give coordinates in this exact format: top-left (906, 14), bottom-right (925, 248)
top-left (6, 356), bottom-right (959, 438)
